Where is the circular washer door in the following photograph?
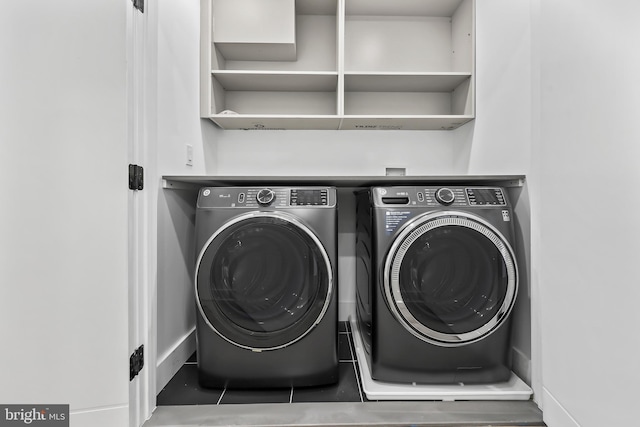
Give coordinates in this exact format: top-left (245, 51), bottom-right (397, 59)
top-left (196, 212), bottom-right (333, 351)
top-left (384, 211), bottom-right (518, 347)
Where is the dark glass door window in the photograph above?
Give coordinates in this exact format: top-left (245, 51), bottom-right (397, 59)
top-left (398, 225), bottom-right (507, 334)
top-left (196, 215), bottom-right (331, 350)
top-left (386, 214), bottom-right (517, 346)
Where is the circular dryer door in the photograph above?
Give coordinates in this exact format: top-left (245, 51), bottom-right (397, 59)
top-left (196, 212), bottom-right (333, 351)
top-left (384, 211), bottom-right (518, 347)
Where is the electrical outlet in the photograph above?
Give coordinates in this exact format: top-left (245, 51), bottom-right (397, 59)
top-left (385, 167), bottom-right (406, 176)
top-left (186, 144), bottom-right (193, 166)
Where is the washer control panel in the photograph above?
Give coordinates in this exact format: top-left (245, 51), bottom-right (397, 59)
top-left (373, 186), bottom-right (507, 207)
top-left (198, 187), bottom-right (336, 208)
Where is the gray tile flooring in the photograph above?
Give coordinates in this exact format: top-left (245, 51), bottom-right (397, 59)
top-left (157, 322), bottom-right (366, 405)
top-left (151, 322), bottom-right (545, 427)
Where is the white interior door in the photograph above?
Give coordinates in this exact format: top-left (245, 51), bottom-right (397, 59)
top-left (0, 1), bottom-right (131, 426)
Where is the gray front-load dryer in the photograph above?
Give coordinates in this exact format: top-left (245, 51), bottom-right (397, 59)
top-left (355, 186), bottom-right (519, 384)
top-left (195, 186), bottom-right (338, 389)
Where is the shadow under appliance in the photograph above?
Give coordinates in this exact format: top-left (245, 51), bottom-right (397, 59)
top-left (195, 186), bottom-right (338, 388)
top-left (355, 186), bottom-right (519, 386)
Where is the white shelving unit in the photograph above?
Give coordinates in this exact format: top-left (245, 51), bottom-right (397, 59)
top-left (200, 0), bottom-right (475, 130)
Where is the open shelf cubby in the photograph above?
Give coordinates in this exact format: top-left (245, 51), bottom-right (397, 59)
top-left (200, 0), bottom-right (474, 130)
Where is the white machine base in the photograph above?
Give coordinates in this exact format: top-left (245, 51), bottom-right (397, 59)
top-left (349, 317), bottom-right (533, 401)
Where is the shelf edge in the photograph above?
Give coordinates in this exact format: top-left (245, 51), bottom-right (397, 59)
top-left (162, 175), bottom-right (526, 189)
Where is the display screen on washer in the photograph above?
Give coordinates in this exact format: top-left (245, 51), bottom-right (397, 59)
top-left (466, 188), bottom-right (506, 206)
top-left (290, 189), bottom-right (328, 206)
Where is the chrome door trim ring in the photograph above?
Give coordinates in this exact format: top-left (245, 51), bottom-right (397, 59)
top-left (195, 211), bottom-right (334, 351)
top-left (383, 210), bottom-right (518, 347)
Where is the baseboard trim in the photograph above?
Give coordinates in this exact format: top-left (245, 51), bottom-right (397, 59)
top-left (542, 387), bottom-right (580, 427)
top-left (70, 404), bottom-right (128, 427)
top-left (156, 328), bottom-right (196, 394)
top-left (511, 346), bottom-right (532, 386)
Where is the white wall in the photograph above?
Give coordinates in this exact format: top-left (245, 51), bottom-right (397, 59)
top-left (153, 0), bottom-right (214, 394)
top-left (0, 1), bottom-right (129, 426)
top-left (535, 1), bottom-right (640, 426)
top-left (210, 130), bottom-right (457, 176)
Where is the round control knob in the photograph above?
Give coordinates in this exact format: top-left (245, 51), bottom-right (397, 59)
top-left (435, 188), bottom-right (455, 206)
top-left (256, 188), bottom-right (276, 206)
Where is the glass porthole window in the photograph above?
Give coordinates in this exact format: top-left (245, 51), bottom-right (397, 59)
top-left (196, 213), bottom-right (333, 350)
top-left (385, 212), bottom-right (518, 347)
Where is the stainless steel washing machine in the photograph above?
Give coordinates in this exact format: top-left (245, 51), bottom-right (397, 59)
top-left (355, 186), bottom-right (519, 384)
top-left (195, 186), bottom-right (338, 388)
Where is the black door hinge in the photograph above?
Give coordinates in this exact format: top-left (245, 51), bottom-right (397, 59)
top-left (132, 0), bottom-right (144, 13)
top-left (130, 345), bottom-right (144, 381)
top-left (129, 164), bottom-right (144, 190)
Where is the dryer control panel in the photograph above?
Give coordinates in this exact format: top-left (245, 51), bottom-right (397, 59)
top-left (373, 186), bottom-right (508, 208)
top-left (198, 187), bottom-right (337, 208)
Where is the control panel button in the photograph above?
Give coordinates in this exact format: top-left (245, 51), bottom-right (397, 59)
top-left (435, 187), bottom-right (455, 206)
top-left (256, 188), bottom-right (276, 206)
top-left (238, 192), bottom-right (245, 204)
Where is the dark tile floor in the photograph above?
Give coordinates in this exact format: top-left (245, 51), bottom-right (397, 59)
top-left (157, 321), bottom-right (368, 405)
